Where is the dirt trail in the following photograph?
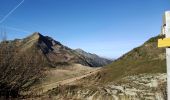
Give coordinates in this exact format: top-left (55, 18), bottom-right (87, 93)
top-left (33, 68), bottom-right (100, 94)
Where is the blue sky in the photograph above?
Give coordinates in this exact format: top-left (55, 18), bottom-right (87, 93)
top-left (0, 0), bottom-right (170, 58)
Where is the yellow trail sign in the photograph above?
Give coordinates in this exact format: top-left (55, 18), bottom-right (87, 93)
top-left (158, 37), bottom-right (170, 48)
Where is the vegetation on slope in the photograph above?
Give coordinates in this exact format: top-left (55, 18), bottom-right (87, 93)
top-left (0, 41), bottom-right (46, 98)
top-left (93, 36), bottom-right (166, 82)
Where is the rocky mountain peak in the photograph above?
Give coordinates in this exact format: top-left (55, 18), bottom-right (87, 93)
top-left (29, 32), bottom-right (42, 40)
top-left (24, 32), bottom-right (62, 47)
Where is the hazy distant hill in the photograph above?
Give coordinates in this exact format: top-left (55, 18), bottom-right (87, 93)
top-left (94, 35), bottom-right (166, 82)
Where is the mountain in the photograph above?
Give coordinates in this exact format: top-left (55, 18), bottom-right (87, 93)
top-left (0, 32), bottom-right (112, 98)
top-left (28, 32), bottom-right (113, 67)
top-left (75, 49), bottom-right (112, 67)
top-left (95, 35), bottom-right (166, 82)
top-left (9, 32), bottom-right (112, 67)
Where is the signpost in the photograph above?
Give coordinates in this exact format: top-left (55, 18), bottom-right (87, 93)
top-left (158, 11), bottom-right (170, 100)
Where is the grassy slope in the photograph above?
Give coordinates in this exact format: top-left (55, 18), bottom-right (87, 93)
top-left (99, 36), bottom-right (166, 82)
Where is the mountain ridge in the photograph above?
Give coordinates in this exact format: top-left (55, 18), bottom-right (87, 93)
top-left (85, 35), bottom-right (166, 83)
top-left (75, 48), bottom-right (113, 67)
top-left (1, 32), bottom-right (112, 67)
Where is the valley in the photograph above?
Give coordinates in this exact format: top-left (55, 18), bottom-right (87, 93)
top-left (23, 64), bottom-right (100, 95)
top-left (0, 33), bottom-right (167, 100)
top-left (0, 0), bottom-right (169, 99)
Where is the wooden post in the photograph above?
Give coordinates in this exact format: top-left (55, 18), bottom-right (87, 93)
top-left (158, 11), bottom-right (170, 100)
